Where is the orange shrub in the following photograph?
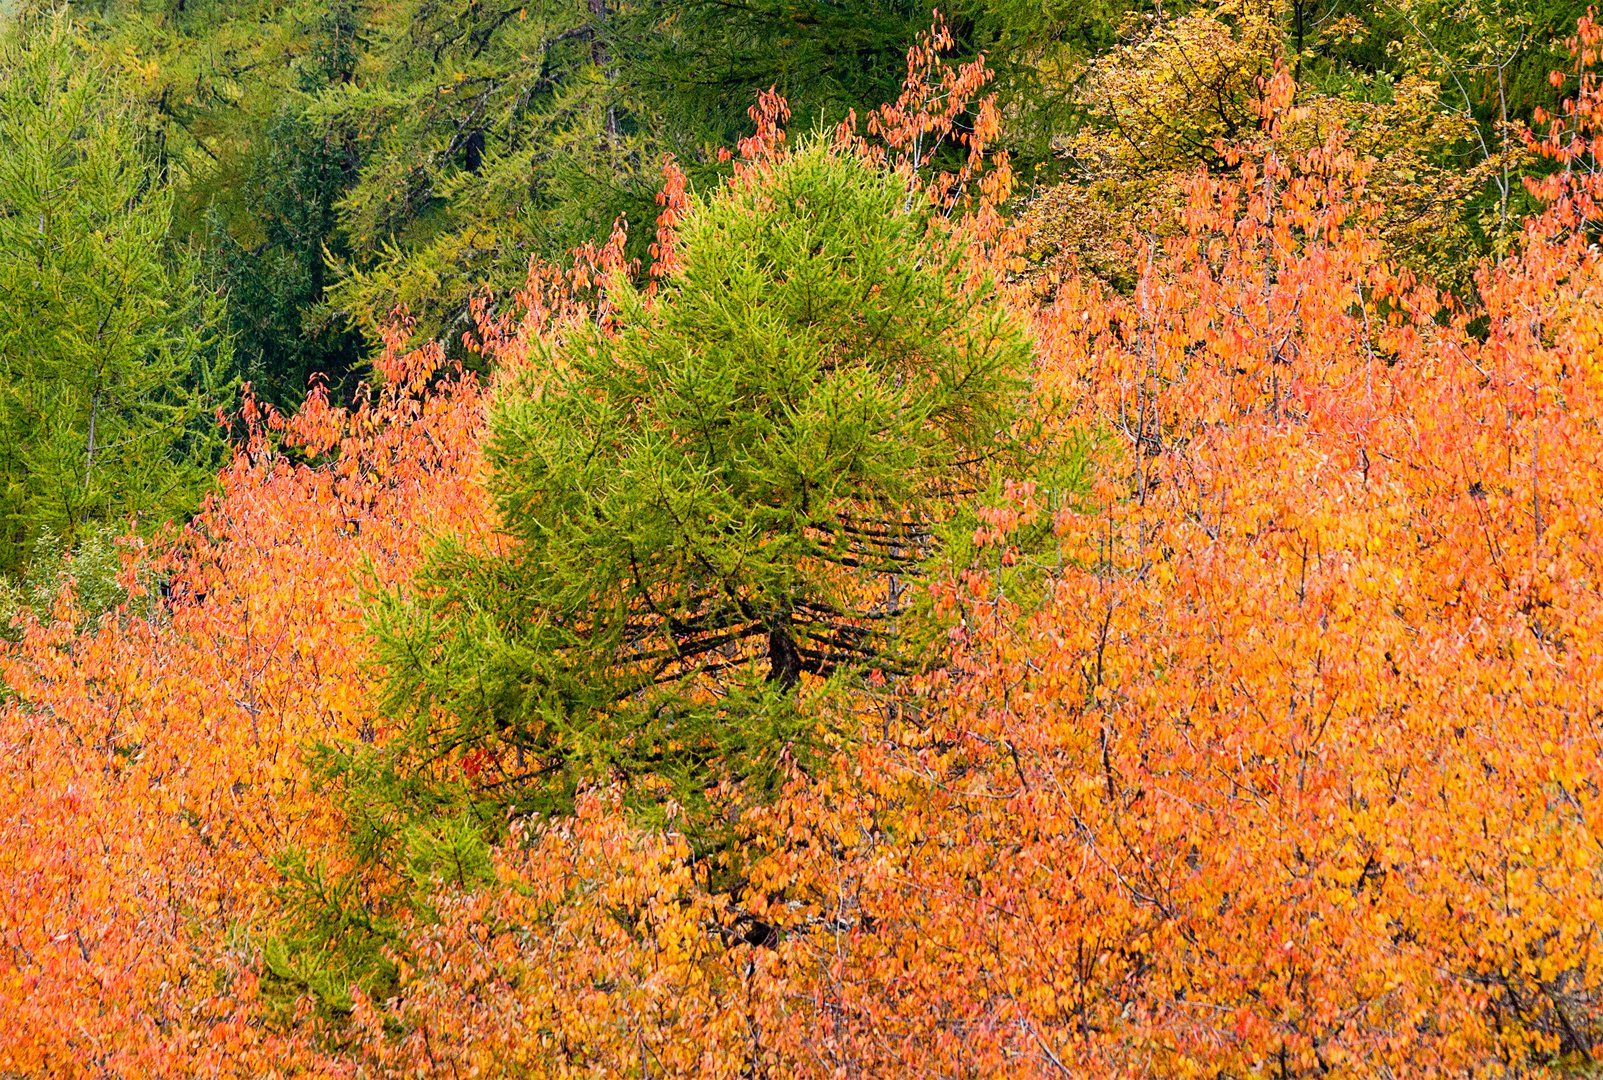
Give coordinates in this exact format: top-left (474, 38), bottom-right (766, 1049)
top-left (752, 61), bottom-right (1603, 1077)
top-left (0, 330), bottom-right (488, 1075)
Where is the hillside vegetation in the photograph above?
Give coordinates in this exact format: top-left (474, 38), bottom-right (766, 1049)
top-left (3, 1), bottom-right (1603, 1076)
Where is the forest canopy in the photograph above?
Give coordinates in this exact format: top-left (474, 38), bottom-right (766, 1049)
top-left (2, 0), bottom-right (1603, 1076)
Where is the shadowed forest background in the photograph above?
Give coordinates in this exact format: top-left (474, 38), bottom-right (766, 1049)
top-left (4, 0), bottom-right (1603, 1075)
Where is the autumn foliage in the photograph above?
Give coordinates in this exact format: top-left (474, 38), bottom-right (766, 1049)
top-left (7, 16), bottom-right (1603, 1079)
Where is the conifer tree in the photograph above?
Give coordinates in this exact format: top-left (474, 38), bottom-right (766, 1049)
top-left (0, 12), bottom-right (233, 573)
top-left (321, 0), bottom-right (651, 352)
top-left (202, 107), bottom-right (363, 412)
top-left (362, 142), bottom-right (1033, 844)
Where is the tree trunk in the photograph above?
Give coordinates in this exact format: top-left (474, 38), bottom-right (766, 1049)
top-left (768, 624), bottom-right (801, 690)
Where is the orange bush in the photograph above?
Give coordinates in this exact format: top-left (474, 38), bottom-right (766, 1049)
top-left (760, 60), bottom-right (1603, 1076)
top-left (0, 329), bottom-right (489, 1075)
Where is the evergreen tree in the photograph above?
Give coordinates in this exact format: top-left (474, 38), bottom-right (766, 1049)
top-left (625, 0), bottom-right (1119, 166)
top-left (322, 0), bottom-right (651, 356)
top-left (322, 0), bottom-right (1118, 353)
top-left (0, 11), bottom-right (233, 572)
top-left (203, 107), bottom-right (363, 412)
top-left (268, 141), bottom-right (1036, 1012)
top-left (358, 143), bottom-right (1033, 848)
top-left (70, 0), bottom-right (367, 412)
top-left (70, 0), bottom-right (1129, 371)
top-left (622, 0), bottom-right (930, 142)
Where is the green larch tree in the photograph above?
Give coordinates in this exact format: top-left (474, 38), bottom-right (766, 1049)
top-left (267, 142), bottom-right (1035, 1010)
top-left (0, 11), bottom-right (233, 572)
top-left (359, 142), bottom-right (1034, 849)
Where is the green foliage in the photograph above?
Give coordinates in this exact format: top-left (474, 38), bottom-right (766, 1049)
top-left (70, 0), bottom-right (367, 411)
top-left (264, 847), bottom-right (402, 1015)
top-left (56, 0), bottom-right (1579, 404)
top-left (64, 0), bottom-right (1144, 377)
top-left (0, 11), bottom-right (233, 574)
top-left (0, 526), bottom-right (152, 639)
top-left (321, 0), bottom-right (655, 355)
top-left (202, 108), bottom-right (363, 411)
top-left (628, 0), bottom-right (1130, 168)
top-left (360, 143), bottom-right (1032, 848)
top-left (269, 144), bottom-right (1044, 1015)
top-left (262, 745), bottom-right (499, 1015)
top-left (625, 0), bottom-right (930, 141)
top-left (327, 0), bottom-right (1064, 353)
